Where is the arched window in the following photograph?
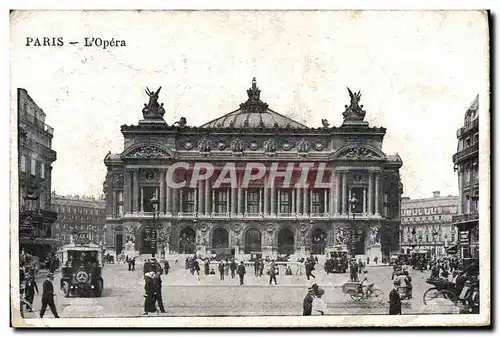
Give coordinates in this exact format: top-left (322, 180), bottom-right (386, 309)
top-left (212, 227), bottom-right (229, 249)
top-left (179, 227), bottom-right (196, 254)
top-left (278, 228), bottom-right (295, 254)
top-left (245, 228), bottom-right (261, 253)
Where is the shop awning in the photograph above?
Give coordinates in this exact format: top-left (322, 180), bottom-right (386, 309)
top-left (446, 245), bottom-right (458, 254)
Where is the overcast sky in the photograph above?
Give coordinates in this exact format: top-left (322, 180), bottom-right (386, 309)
top-left (10, 10), bottom-right (489, 199)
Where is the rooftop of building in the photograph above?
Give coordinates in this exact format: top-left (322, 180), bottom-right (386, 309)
top-left (51, 192), bottom-right (105, 206)
top-left (401, 191), bottom-right (458, 208)
top-left (463, 94), bottom-right (479, 125)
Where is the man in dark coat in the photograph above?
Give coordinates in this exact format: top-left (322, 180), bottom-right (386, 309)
top-left (218, 261), bottom-right (225, 281)
top-left (131, 257), bottom-right (136, 271)
top-left (302, 283), bottom-right (319, 316)
top-left (230, 259), bottom-right (237, 279)
top-left (389, 280), bottom-right (402, 315)
top-left (254, 259), bottom-right (259, 276)
top-left (305, 259), bottom-right (316, 281)
top-left (269, 260), bottom-right (278, 285)
top-left (154, 272), bottom-right (166, 313)
top-left (237, 261), bottom-right (246, 285)
top-left (40, 273), bottom-right (59, 318)
top-left (204, 259), bottom-right (210, 275)
top-left (24, 272), bottom-right (39, 312)
top-left (143, 272), bottom-right (157, 315)
top-left (350, 260), bottom-right (359, 282)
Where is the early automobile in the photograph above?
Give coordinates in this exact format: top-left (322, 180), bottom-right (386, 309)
top-left (58, 242), bottom-right (104, 298)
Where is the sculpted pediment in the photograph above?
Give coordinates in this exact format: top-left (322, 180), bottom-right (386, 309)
top-left (122, 144), bottom-right (171, 159)
top-left (332, 145), bottom-right (385, 160)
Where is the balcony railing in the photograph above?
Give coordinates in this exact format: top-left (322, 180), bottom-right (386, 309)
top-left (22, 137), bottom-right (56, 161)
top-left (452, 143), bottom-right (478, 163)
top-left (457, 118), bottom-right (479, 138)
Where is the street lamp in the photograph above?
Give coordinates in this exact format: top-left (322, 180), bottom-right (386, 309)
top-left (150, 195), bottom-right (159, 258)
top-left (348, 195), bottom-right (359, 257)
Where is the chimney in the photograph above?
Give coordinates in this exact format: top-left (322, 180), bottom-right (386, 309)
top-left (433, 191), bottom-right (440, 198)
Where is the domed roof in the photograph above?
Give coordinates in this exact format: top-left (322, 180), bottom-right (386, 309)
top-left (200, 78), bottom-right (308, 129)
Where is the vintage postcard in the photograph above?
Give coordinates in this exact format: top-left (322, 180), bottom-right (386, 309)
top-left (9, 10), bottom-right (490, 327)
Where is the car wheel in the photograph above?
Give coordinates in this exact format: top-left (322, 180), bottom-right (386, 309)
top-left (95, 279), bottom-right (103, 297)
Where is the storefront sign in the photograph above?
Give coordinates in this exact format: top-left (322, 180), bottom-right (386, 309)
top-left (459, 230), bottom-right (470, 245)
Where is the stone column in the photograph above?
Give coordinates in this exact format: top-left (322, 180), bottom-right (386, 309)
top-left (303, 187), bottom-right (308, 215)
top-left (375, 172), bottom-right (380, 215)
top-left (238, 183), bottom-right (243, 215)
top-left (226, 189), bottom-right (230, 214)
top-left (198, 180), bottom-right (204, 215)
top-left (368, 171), bottom-right (374, 215)
top-left (363, 188), bottom-right (367, 214)
top-left (335, 170), bottom-right (341, 215)
top-left (258, 189), bottom-right (262, 214)
top-left (212, 189), bottom-right (215, 214)
top-left (245, 189), bottom-right (249, 214)
top-left (179, 189), bottom-right (183, 213)
top-left (133, 169), bottom-right (139, 213)
top-left (270, 185), bottom-right (275, 215)
top-left (264, 177), bottom-right (269, 215)
top-left (204, 179), bottom-right (210, 215)
top-left (140, 187), bottom-right (144, 213)
top-left (342, 171), bottom-right (348, 215)
top-left (159, 169), bottom-right (165, 213)
top-left (231, 186), bottom-right (237, 216)
top-left (296, 186), bottom-right (302, 215)
top-left (324, 190), bottom-right (328, 214)
top-left (292, 189), bottom-right (295, 214)
top-left (277, 190), bottom-right (281, 215)
top-left (194, 187), bottom-right (198, 214)
top-left (166, 179), bottom-right (171, 213)
top-left (123, 170), bottom-right (132, 213)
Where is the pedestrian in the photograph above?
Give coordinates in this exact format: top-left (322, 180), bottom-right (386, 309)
top-left (311, 288), bottom-right (326, 315)
top-left (350, 260), bottom-right (359, 282)
top-left (302, 283), bottom-right (319, 316)
top-left (163, 260), bottom-right (170, 275)
top-left (40, 273), bottom-right (59, 318)
top-left (259, 259), bottom-right (264, 277)
top-left (389, 280), bottom-right (402, 315)
top-left (224, 259), bottom-right (230, 276)
top-left (204, 259), bottom-right (210, 275)
top-left (218, 261), bottom-right (225, 281)
top-left (305, 259), bottom-right (316, 281)
top-left (143, 271), bottom-right (157, 315)
top-left (131, 257), bottom-right (136, 271)
top-left (237, 261), bottom-right (246, 285)
top-left (230, 259), bottom-right (237, 279)
top-left (374, 256), bottom-right (378, 265)
top-left (153, 272), bottom-right (166, 313)
top-left (193, 259), bottom-right (200, 276)
top-left (24, 272), bottom-right (39, 312)
top-left (404, 270), bottom-right (413, 299)
top-left (367, 257), bottom-right (370, 265)
top-left (269, 260), bottom-right (278, 285)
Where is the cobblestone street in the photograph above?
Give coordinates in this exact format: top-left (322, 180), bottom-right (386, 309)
top-left (21, 260), bottom-right (460, 319)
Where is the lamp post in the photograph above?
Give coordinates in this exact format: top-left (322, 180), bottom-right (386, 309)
top-left (150, 195), bottom-right (159, 258)
top-left (348, 194), bottom-right (358, 257)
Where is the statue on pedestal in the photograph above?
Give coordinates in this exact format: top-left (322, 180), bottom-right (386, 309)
top-left (342, 87), bottom-right (368, 125)
top-left (142, 87), bottom-right (166, 120)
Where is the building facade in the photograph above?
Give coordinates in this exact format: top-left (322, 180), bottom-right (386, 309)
top-left (103, 79), bottom-right (403, 261)
top-left (18, 88), bottom-right (58, 259)
top-left (400, 191), bottom-right (459, 257)
top-left (51, 193), bottom-right (106, 246)
top-left (452, 95), bottom-right (479, 259)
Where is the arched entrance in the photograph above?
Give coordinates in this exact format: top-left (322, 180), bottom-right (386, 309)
top-left (179, 227), bottom-right (196, 254)
top-left (278, 227), bottom-right (295, 255)
top-left (311, 227), bottom-right (327, 255)
top-left (244, 228), bottom-right (262, 254)
top-left (212, 227), bottom-right (229, 251)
